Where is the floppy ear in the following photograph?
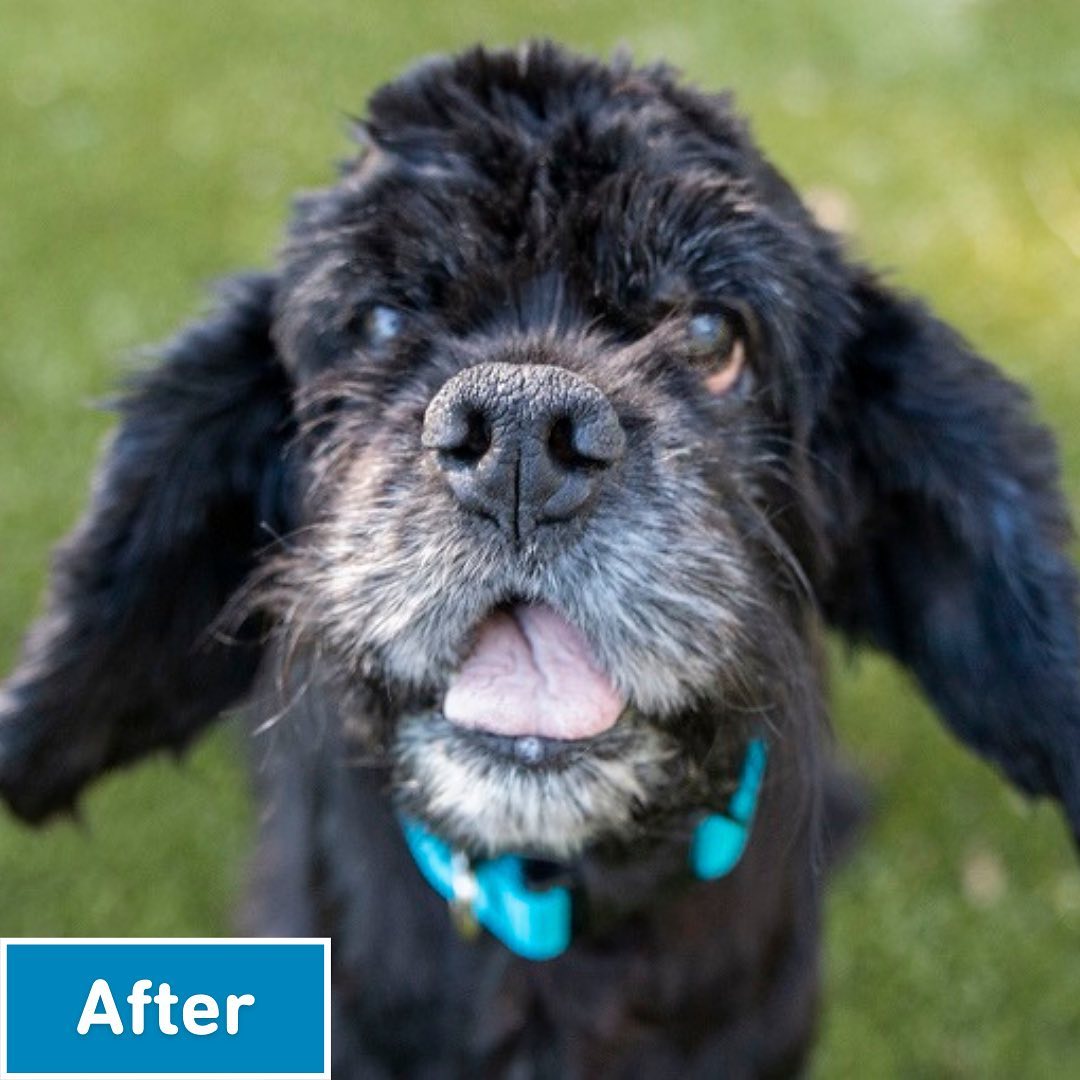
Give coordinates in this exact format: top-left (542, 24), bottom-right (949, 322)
top-left (816, 272), bottom-right (1080, 841)
top-left (0, 273), bottom-right (295, 822)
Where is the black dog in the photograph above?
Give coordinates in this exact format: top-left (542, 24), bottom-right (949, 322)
top-left (2, 42), bottom-right (1078, 1078)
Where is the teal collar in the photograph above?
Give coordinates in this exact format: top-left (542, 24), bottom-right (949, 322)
top-left (400, 737), bottom-right (767, 962)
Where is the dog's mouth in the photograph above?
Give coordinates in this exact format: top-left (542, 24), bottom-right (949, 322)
top-left (442, 602), bottom-right (626, 746)
top-left (392, 601), bottom-right (678, 857)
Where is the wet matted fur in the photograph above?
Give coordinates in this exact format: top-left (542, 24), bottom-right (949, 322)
top-left (2, 43), bottom-right (1079, 1078)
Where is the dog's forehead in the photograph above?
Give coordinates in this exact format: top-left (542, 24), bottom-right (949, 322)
top-left (274, 44), bottom-right (839, 379)
top-left (329, 151), bottom-right (769, 304)
top-left (364, 46), bottom-right (744, 169)
top-left (303, 47), bottom-right (765, 232)
top-left (296, 55), bottom-right (782, 280)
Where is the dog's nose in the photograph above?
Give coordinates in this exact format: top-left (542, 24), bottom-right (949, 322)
top-left (422, 362), bottom-right (625, 540)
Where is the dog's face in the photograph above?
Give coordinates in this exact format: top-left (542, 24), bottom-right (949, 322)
top-left (2, 44), bottom-right (1078, 862)
top-left (263, 47), bottom-right (843, 855)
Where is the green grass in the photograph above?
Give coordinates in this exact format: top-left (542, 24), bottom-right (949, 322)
top-left (1, 1), bottom-right (1078, 1074)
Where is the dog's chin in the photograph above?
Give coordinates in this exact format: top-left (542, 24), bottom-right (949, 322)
top-left (392, 713), bottom-right (678, 860)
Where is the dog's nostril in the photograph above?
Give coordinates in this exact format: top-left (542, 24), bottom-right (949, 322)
top-left (547, 416), bottom-right (576, 467)
top-left (441, 409), bottom-right (492, 466)
top-left (547, 416), bottom-right (603, 472)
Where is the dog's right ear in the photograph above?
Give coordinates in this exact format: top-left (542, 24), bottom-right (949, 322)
top-left (0, 273), bottom-right (295, 822)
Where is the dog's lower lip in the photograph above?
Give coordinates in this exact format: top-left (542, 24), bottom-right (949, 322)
top-left (511, 736), bottom-right (547, 765)
top-left (470, 730), bottom-right (589, 768)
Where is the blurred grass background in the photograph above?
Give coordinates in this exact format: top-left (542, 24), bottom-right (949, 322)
top-left (1, 1), bottom-right (1078, 1074)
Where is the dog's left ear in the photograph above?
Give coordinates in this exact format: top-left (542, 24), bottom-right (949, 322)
top-left (816, 271), bottom-right (1080, 840)
top-left (0, 273), bottom-right (295, 823)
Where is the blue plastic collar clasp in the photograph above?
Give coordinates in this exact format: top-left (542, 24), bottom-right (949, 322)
top-left (690, 737), bottom-right (768, 880)
top-left (400, 818), bottom-right (572, 961)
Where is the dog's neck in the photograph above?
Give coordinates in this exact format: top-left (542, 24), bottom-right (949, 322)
top-left (399, 738), bottom-right (768, 960)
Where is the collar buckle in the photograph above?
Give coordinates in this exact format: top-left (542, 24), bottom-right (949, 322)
top-left (448, 851), bottom-right (481, 941)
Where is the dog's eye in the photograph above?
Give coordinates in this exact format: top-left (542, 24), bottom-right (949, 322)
top-left (687, 311), bottom-right (735, 355)
top-left (356, 305), bottom-right (404, 349)
top-left (683, 309), bottom-right (747, 395)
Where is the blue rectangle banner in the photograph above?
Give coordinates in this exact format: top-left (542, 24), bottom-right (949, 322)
top-left (0, 939), bottom-right (329, 1079)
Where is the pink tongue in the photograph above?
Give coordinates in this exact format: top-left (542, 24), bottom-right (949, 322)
top-left (443, 604), bottom-right (625, 740)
